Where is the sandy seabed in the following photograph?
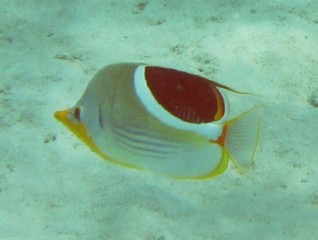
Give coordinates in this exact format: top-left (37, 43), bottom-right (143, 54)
top-left (1, 0), bottom-right (318, 239)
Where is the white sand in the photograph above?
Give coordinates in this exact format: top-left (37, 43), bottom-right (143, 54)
top-left (1, 0), bottom-right (318, 239)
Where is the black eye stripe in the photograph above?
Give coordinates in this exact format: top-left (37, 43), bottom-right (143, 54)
top-left (74, 107), bottom-right (81, 121)
top-left (98, 105), bottom-right (104, 128)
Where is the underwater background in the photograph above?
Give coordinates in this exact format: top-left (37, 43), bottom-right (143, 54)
top-left (1, 0), bottom-right (318, 239)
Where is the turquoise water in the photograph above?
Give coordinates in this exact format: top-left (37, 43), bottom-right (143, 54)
top-left (1, 1), bottom-right (317, 239)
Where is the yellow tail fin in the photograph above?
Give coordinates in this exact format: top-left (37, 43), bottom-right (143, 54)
top-left (223, 107), bottom-right (262, 172)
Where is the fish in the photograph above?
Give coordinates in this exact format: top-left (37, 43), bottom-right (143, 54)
top-left (54, 63), bottom-right (261, 180)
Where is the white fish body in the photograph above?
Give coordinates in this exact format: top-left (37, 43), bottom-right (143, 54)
top-left (55, 63), bottom-right (261, 179)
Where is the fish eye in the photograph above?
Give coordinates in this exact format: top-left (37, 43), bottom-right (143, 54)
top-left (74, 107), bottom-right (81, 121)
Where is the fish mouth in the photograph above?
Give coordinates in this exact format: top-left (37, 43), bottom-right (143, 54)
top-left (54, 108), bottom-right (99, 153)
top-left (54, 109), bottom-right (71, 123)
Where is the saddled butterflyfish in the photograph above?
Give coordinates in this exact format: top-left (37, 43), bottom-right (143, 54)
top-left (54, 63), bottom-right (261, 180)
